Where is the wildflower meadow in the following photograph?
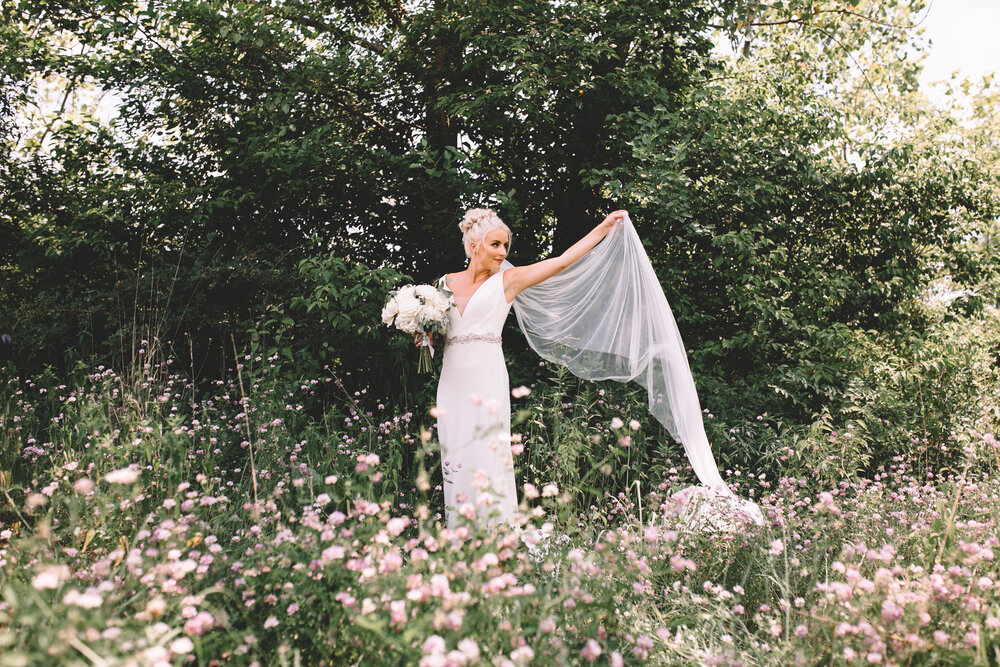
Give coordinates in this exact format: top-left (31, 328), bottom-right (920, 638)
top-left (2, 296), bottom-right (1000, 665)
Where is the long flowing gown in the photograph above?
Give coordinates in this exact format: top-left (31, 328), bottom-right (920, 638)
top-left (434, 213), bottom-right (763, 530)
top-left (435, 270), bottom-right (518, 529)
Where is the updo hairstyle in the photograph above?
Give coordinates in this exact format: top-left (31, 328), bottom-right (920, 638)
top-left (459, 208), bottom-right (512, 259)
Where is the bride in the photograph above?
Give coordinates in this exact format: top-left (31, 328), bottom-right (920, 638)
top-left (435, 207), bottom-right (761, 530)
top-left (435, 208), bottom-right (626, 528)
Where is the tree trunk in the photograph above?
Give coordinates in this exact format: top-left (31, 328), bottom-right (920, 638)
top-left (419, 0), bottom-right (464, 275)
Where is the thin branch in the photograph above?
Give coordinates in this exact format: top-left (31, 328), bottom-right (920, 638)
top-left (231, 333), bottom-right (260, 508)
top-left (711, 6), bottom-right (927, 32)
top-left (913, 0), bottom-right (935, 29)
top-left (267, 5), bottom-right (389, 56)
top-left (701, 75), bottom-right (739, 85)
top-left (309, 77), bottom-right (414, 150)
top-left (375, 0), bottom-right (406, 29)
top-left (714, 7), bottom-right (892, 111)
top-left (33, 74), bottom-right (78, 153)
top-left (77, 8), bottom-right (189, 74)
top-left (34, 39), bottom-right (91, 153)
top-left (810, 21), bottom-right (886, 109)
top-left (324, 23), bottom-right (387, 56)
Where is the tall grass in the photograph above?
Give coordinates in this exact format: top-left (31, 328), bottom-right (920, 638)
top-left (0, 322), bottom-right (999, 664)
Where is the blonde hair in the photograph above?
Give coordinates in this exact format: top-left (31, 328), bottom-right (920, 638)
top-left (459, 208), bottom-right (512, 259)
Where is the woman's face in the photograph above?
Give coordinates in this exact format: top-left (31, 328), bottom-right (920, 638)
top-left (474, 228), bottom-right (509, 268)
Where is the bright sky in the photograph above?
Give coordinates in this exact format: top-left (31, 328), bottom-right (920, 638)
top-left (918, 0), bottom-right (1000, 89)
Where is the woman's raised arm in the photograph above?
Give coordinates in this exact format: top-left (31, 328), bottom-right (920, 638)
top-left (503, 210), bottom-right (627, 303)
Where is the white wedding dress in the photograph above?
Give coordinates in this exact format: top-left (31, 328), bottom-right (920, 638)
top-left (435, 213), bottom-right (763, 530)
top-left (435, 270), bottom-right (518, 529)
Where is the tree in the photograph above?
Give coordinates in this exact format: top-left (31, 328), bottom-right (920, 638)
top-left (0, 0), bottom-right (733, 370)
top-left (592, 0), bottom-right (999, 422)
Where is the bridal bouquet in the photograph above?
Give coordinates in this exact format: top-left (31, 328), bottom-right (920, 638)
top-left (382, 284), bottom-right (452, 373)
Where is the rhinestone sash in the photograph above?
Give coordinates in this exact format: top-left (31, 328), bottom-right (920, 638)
top-left (444, 333), bottom-right (502, 349)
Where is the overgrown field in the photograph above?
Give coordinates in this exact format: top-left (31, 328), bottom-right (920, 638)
top-left (1, 301), bottom-right (1000, 666)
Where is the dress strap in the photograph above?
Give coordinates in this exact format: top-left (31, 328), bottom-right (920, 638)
top-left (437, 275), bottom-right (453, 297)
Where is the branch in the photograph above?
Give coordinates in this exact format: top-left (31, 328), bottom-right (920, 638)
top-left (33, 76), bottom-right (76, 153)
top-left (311, 81), bottom-right (413, 152)
top-left (268, 5), bottom-right (390, 56)
top-left (34, 41), bottom-right (91, 154)
top-left (810, 21), bottom-right (886, 109)
top-left (324, 23), bottom-right (387, 57)
top-left (700, 75), bottom-right (739, 85)
top-left (375, 0), bottom-right (406, 29)
top-left (78, 8), bottom-right (189, 73)
top-left (710, 6), bottom-right (923, 32)
top-left (713, 6), bottom-right (895, 111)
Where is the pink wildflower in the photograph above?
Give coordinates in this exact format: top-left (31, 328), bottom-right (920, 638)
top-left (457, 638), bottom-right (480, 660)
top-left (429, 574), bottom-right (451, 597)
top-left (881, 600), bottom-right (904, 622)
top-left (31, 565), bottom-right (70, 590)
top-left (105, 466), bottom-right (140, 484)
top-left (422, 635), bottom-right (446, 656)
top-left (390, 600), bottom-right (406, 625)
top-left (670, 555), bottom-right (696, 572)
top-left (581, 639), bottom-right (602, 662)
top-left (510, 646), bottom-right (534, 665)
top-left (386, 517), bottom-right (410, 536)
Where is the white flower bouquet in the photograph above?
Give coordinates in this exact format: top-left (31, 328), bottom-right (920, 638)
top-left (381, 284), bottom-right (452, 373)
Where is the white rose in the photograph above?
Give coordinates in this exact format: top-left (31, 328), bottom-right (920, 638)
top-left (414, 284), bottom-right (437, 300)
top-left (381, 299), bottom-right (399, 326)
top-left (395, 312), bottom-right (418, 334)
top-left (417, 302), bottom-right (440, 323)
top-left (430, 290), bottom-right (451, 312)
top-left (396, 292), bottom-right (421, 321)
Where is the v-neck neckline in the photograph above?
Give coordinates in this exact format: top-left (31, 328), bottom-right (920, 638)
top-left (450, 271), bottom-right (498, 319)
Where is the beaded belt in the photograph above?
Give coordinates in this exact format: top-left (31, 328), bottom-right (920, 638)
top-left (444, 334), bottom-right (502, 349)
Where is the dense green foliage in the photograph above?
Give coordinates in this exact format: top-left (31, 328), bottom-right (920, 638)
top-left (2, 0), bottom-right (723, 374)
top-left (3, 0), bottom-right (995, 396)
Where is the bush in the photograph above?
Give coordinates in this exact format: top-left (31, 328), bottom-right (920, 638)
top-left (249, 252), bottom-right (430, 414)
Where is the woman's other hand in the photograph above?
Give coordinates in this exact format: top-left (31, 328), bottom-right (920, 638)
top-left (413, 332), bottom-right (438, 348)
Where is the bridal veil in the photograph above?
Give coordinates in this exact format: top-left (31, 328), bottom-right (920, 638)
top-left (508, 213), bottom-right (732, 492)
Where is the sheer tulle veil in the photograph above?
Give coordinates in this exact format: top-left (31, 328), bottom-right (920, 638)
top-left (508, 213), bottom-right (762, 521)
